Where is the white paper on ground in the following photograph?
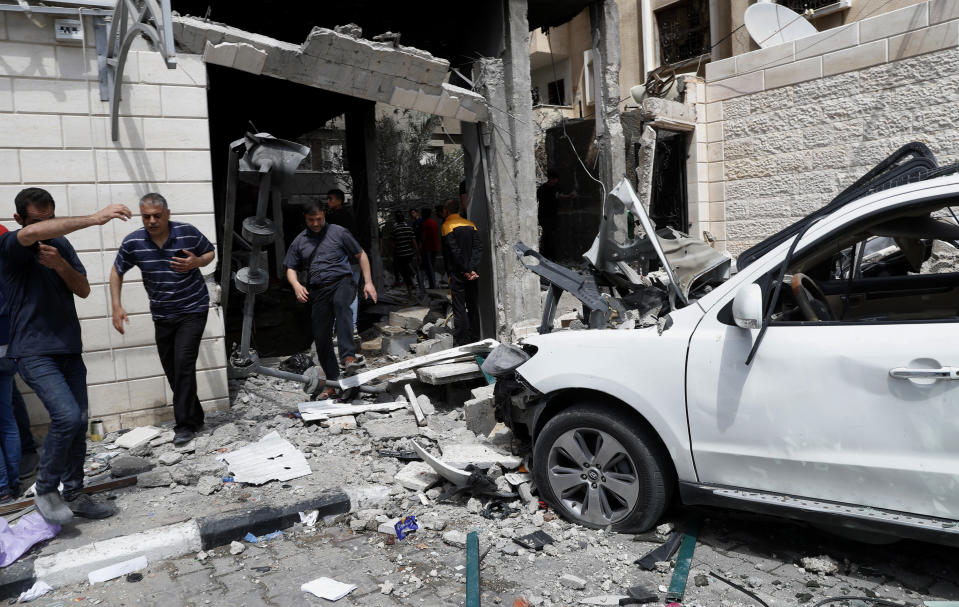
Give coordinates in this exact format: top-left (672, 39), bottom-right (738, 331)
top-left (298, 510), bottom-right (319, 527)
top-left (16, 580), bottom-right (52, 602)
top-left (88, 555), bottom-right (149, 584)
top-left (216, 431), bottom-right (311, 485)
top-left (300, 576), bottom-right (357, 600)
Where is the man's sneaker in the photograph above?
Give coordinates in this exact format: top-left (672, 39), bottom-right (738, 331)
top-left (64, 494), bottom-right (115, 519)
top-left (173, 428), bottom-right (195, 446)
top-left (34, 492), bottom-right (74, 525)
top-left (19, 451), bottom-right (39, 478)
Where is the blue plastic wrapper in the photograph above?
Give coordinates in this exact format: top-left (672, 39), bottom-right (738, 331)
top-left (394, 515), bottom-right (418, 540)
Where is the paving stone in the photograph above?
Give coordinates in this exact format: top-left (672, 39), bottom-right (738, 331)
top-left (417, 362), bottom-right (484, 385)
top-left (116, 426), bottom-right (162, 449)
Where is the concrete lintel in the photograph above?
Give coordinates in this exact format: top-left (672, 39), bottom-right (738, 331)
top-left (639, 97), bottom-right (695, 130)
top-left (174, 15), bottom-right (481, 121)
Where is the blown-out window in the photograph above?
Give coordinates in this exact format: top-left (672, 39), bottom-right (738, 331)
top-left (656, 0), bottom-right (710, 66)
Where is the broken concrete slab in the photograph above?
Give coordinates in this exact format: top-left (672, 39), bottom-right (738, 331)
top-left (321, 415), bottom-right (357, 431)
top-left (394, 461), bottom-right (440, 491)
top-left (149, 430), bottom-right (175, 448)
top-left (382, 333), bottom-right (418, 357)
top-left (337, 339), bottom-right (499, 389)
top-left (362, 416), bottom-right (419, 440)
top-left (217, 431), bottom-right (312, 485)
top-left (158, 451), bottom-right (183, 466)
top-left (411, 334), bottom-right (455, 356)
top-left (360, 337), bottom-right (382, 356)
top-left (416, 362), bottom-right (484, 385)
top-left (390, 307), bottom-right (429, 330)
top-left (439, 444), bottom-right (522, 470)
top-left (115, 426), bottom-right (161, 449)
top-left (137, 469), bottom-right (173, 488)
top-left (463, 396), bottom-right (496, 437)
top-left (298, 401), bottom-right (406, 422)
top-left (197, 475), bottom-right (221, 495)
top-left (416, 395), bottom-right (435, 415)
top-left (469, 385), bottom-right (495, 401)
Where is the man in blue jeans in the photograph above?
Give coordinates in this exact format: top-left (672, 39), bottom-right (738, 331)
top-left (0, 223), bottom-right (22, 503)
top-left (0, 187), bottom-right (131, 525)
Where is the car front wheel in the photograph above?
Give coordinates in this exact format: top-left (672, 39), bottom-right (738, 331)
top-left (532, 403), bottom-right (671, 531)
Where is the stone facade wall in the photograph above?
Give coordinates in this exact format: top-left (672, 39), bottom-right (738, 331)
top-left (704, 0), bottom-right (959, 257)
top-left (0, 13), bottom-right (228, 433)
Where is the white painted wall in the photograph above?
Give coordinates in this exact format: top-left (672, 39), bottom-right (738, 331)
top-left (0, 12), bottom-right (228, 433)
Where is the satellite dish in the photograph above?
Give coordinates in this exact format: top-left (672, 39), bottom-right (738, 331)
top-left (744, 0), bottom-right (817, 49)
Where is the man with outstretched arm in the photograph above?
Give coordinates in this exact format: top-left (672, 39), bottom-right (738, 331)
top-left (0, 187), bottom-right (131, 525)
top-left (284, 201), bottom-right (377, 401)
top-left (110, 193), bottom-right (215, 447)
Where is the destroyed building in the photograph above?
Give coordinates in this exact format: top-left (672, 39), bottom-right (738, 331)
top-left (0, 0), bottom-right (622, 433)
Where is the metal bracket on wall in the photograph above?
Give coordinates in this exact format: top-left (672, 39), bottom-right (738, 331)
top-left (103, 0), bottom-right (176, 141)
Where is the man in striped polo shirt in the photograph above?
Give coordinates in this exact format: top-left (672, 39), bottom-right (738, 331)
top-left (110, 193), bottom-right (215, 446)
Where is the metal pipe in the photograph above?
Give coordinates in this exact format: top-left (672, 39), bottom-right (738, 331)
top-left (254, 365), bottom-right (387, 394)
top-left (0, 4), bottom-right (111, 14)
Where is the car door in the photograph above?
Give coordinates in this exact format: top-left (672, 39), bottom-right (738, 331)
top-left (686, 280), bottom-right (959, 520)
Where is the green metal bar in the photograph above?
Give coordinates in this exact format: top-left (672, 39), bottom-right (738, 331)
top-left (665, 519), bottom-right (701, 604)
top-left (466, 530), bottom-right (480, 607)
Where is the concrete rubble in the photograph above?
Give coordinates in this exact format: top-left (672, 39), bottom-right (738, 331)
top-left (32, 282), bottom-right (952, 607)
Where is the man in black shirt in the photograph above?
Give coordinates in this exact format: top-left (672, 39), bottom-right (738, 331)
top-left (326, 189), bottom-right (360, 336)
top-left (536, 169), bottom-right (573, 260)
top-left (285, 202), bottom-right (377, 400)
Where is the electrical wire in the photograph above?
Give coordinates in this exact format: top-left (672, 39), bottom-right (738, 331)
top-left (708, 571), bottom-right (770, 607)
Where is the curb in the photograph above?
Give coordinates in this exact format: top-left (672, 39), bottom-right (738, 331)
top-left (0, 490), bottom-right (350, 599)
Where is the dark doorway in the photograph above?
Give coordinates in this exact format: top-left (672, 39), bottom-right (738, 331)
top-left (649, 130), bottom-right (689, 232)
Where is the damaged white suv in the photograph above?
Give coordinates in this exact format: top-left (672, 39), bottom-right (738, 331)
top-left (487, 141), bottom-right (959, 544)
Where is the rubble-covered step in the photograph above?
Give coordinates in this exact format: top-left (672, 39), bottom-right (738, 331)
top-left (416, 361), bottom-right (484, 385)
top-left (389, 307), bottom-right (430, 330)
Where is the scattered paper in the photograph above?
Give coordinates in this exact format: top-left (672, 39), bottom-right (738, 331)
top-left (217, 431), bottom-right (311, 485)
top-left (88, 555), bottom-right (148, 584)
top-left (299, 510), bottom-right (319, 527)
top-left (301, 576), bottom-right (357, 600)
top-left (16, 580), bottom-right (52, 602)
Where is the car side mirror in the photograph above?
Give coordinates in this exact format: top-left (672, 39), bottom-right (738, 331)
top-left (733, 284), bottom-right (764, 329)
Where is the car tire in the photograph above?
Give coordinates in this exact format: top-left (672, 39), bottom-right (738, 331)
top-left (532, 402), bottom-right (671, 532)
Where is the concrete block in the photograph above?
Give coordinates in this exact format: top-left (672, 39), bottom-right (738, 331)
top-left (196, 368), bottom-right (228, 401)
top-left (62, 115), bottom-right (146, 149)
top-left (13, 78), bottom-right (89, 113)
top-left (95, 150), bottom-right (166, 184)
top-left (411, 334), bottom-right (455, 356)
top-left (382, 332), bottom-right (418, 357)
top-left (438, 443), bottom-right (521, 470)
top-left (89, 83), bottom-right (162, 117)
top-left (143, 117), bottom-right (210, 149)
top-left (706, 141), bottom-right (724, 163)
top-left (160, 85), bottom-right (208, 118)
top-left (360, 337), bottom-right (382, 355)
top-left (389, 307), bottom-right (429, 330)
top-left (138, 51), bottom-right (207, 86)
top-left (394, 461), bottom-right (440, 491)
top-left (0, 150), bottom-right (18, 183)
top-left (706, 120), bottom-right (723, 144)
top-left (764, 56), bottom-right (823, 89)
top-left (20, 150), bottom-right (94, 183)
top-left (704, 100), bottom-right (722, 123)
top-left (388, 85), bottom-right (418, 110)
top-left (416, 362), bottom-right (484, 385)
top-left (707, 161), bottom-right (724, 183)
top-left (0, 42), bottom-right (56, 77)
top-left (736, 41), bottom-right (794, 74)
top-left (795, 23), bottom-right (859, 60)
top-left (469, 385), bottom-right (495, 401)
top-left (115, 425), bottom-right (161, 449)
top-left (704, 56), bottom-right (736, 82)
top-left (930, 0), bottom-right (959, 25)
top-left (5, 13), bottom-right (55, 44)
top-left (706, 71), bottom-right (763, 103)
top-left (708, 181), bottom-right (724, 203)
top-left (463, 397), bottom-right (496, 437)
top-left (120, 406), bottom-right (174, 430)
top-left (888, 19), bottom-right (958, 60)
top-left (83, 350), bottom-right (117, 384)
top-left (0, 113), bottom-right (61, 147)
top-left (823, 40), bottom-right (888, 77)
top-left (860, 3), bottom-right (928, 43)
top-left (165, 151), bottom-right (213, 181)
top-left (55, 45), bottom-right (100, 81)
